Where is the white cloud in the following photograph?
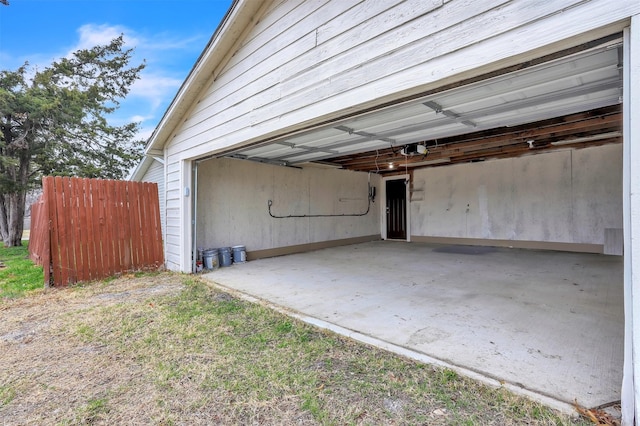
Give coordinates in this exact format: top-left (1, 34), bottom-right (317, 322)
top-left (106, 113), bottom-right (155, 142)
top-left (71, 23), bottom-right (140, 53)
top-left (136, 126), bottom-right (156, 143)
top-left (143, 34), bottom-right (206, 52)
top-left (6, 22), bottom-right (206, 146)
top-left (58, 23), bottom-right (194, 140)
top-left (65, 23), bottom-right (198, 120)
top-left (70, 23), bottom-right (205, 58)
top-left (130, 73), bottom-right (183, 110)
top-left (130, 114), bottom-right (150, 123)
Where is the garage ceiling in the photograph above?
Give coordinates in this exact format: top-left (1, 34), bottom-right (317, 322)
top-left (224, 36), bottom-right (623, 174)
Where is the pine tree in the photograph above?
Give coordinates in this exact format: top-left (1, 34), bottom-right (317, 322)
top-left (0, 36), bottom-right (145, 246)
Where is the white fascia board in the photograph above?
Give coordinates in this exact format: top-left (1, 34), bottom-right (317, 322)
top-left (129, 151), bottom-right (165, 181)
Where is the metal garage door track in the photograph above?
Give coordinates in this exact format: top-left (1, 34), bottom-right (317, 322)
top-left (203, 241), bottom-right (623, 412)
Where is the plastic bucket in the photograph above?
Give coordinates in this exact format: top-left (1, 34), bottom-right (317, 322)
top-left (203, 248), bottom-right (219, 270)
top-left (218, 247), bottom-right (232, 267)
top-left (232, 245), bottom-right (246, 264)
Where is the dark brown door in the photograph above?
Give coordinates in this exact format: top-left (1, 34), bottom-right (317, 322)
top-left (386, 179), bottom-right (407, 240)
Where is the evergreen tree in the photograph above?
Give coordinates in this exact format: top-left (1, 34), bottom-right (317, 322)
top-left (0, 36), bottom-right (145, 246)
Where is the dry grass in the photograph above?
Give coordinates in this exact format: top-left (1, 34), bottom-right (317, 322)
top-left (0, 273), bottom-right (590, 425)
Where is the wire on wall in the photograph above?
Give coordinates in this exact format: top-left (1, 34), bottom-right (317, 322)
top-left (267, 175), bottom-right (374, 219)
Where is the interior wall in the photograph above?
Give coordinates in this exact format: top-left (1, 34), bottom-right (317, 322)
top-left (410, 144), bottom-right (622, 248)
top-left (196, 158), bottom-right (380, 253)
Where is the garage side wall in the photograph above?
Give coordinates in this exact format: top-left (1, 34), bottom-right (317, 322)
top-left (196, 158), bottom-right (380, 257)
top-left (164, 159), bottom-right (182, 270)
top-left (410, 144), bottom-right (622, 252)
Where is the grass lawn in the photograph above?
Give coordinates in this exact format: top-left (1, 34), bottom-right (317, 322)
top-left (0, 241), bottom-right (44, 299)
top-left (0, 271), bottom-right (595, 425)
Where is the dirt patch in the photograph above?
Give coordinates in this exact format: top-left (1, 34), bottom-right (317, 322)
top-left (0, 273), bottom-right (183, 424)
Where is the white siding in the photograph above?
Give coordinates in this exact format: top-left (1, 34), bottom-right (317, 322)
top-left (164, 158), bottom-right (182, 270)
top-left (162, 0), bottom-right (639, 271)
top-left (140, 160), bottom-right (166, 236)
top-left (166, 0), bottom-right (637, 159)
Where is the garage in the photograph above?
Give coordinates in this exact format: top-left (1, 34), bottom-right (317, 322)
top-left (131, 1), bottom-right (640, 421)
top-left (196, 37), bottom-right (623, 257)
top-left (191, 35), bottom-right (624, 413)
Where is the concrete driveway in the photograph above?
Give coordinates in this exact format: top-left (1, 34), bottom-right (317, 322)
top-left (203, 241), bottom-right (623, 412)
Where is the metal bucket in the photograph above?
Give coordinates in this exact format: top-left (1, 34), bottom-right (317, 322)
top-left (203, 248), bottom-right (219, 270)
top-left (218, 247), bottom-right (232, 267)
top-left (232, 245), bottom-right (246, 264)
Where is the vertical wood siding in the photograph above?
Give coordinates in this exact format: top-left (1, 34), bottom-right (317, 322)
top-left (28, 177), bottom-right (164, 286)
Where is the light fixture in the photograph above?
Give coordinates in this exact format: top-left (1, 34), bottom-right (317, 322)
top-left (401, 144), bottom-right (428, 156)
top-left (388, 162), bottom-right (394, 169)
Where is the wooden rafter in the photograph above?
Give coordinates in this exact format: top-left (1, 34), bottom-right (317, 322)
top-left (322, 105), bottom-right (622, 173)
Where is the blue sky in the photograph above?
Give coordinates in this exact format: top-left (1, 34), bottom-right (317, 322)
top-left (0, 0), bottom-right (233, 141)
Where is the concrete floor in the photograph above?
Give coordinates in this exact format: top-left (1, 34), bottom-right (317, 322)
top-left (203, 241), bottom-right (624, 411)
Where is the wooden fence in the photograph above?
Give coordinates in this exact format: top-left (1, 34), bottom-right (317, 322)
top-left (28, 176), bottom-right (164, 287)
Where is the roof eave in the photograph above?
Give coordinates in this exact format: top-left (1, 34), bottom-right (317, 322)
top-left (129, 155), bottom-right (154, 181)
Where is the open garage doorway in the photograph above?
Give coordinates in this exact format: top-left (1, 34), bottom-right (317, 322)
top-left (192, 33), bottom-right (627, 415)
